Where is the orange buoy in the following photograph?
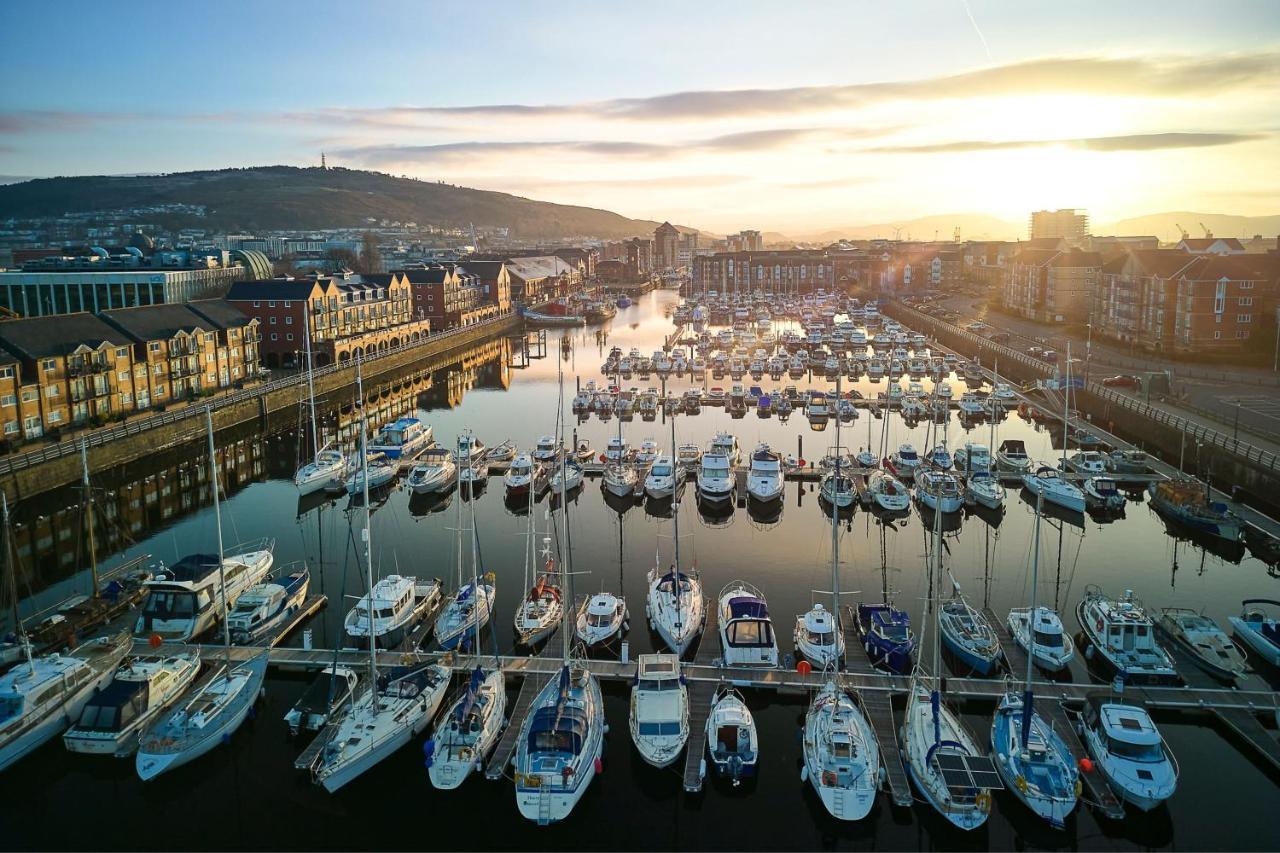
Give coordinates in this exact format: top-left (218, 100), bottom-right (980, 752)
top-left (148, 633), bottom-right (163, 649)
top-left (599, 453), bottom-right (607, 463)
top-left (1079, 757), bottom-right (1094, 773)
top-left (796, 659), bottom-right (812, 675)
top-left (797, 458), bottom-right (806, 468)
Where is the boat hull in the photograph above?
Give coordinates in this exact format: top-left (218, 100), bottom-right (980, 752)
top-left (0, 659), bottom-right (122, 771)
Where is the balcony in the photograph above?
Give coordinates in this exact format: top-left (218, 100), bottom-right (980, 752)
top-left (67, 358), bottom-right (109, 377)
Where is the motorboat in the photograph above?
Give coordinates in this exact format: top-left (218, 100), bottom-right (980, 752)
top-left (426, 666), bottom-right (508, 790)
top-left (996, 439), bottom-right (1032, 474)
top-left (992, 383), bottom-right (1017, 402)
top-left (576, 592), bottom-right (627, 647)
top-left (368, 417), bottom-right (432, 460)
top-left (63, 651), bottom-right (202, 756)
top-left (939, 598), bottom-right (1001, 675)
top-left (697, 453), bottom-right (733, 504)
top-left (0, 632), bottom-right (130, 772)
top-left (806, 392), bottom-right (830, 421)
top-left (1229, 599), bottom-right (1280, 666)
top-left (710, 432), bottom-right (740, 467)
top-left (1078, 697), bottom-right (1177, 812)
top-left (533, 435), bottom-right (562, 463)
top-left (854, 603), bottom-right (915, 674)
top-left (717, 581), bottom-right (779, 668)
top-left (295, 448), bottom-right (348, 495)
top-left (135, 543), bottom-right (275, 643)
top-left (914, 468), bottom-right (963, 514)
top-left (1076, 586), bottom-right (1177, 682)
top-left (407, 448), bottom-right (456, 494)
top-left (1155, 608), bottom-right (1249, 682)
top-left (345, 452), bottom-right (398, 494)
top-left (1147, 478), bottom-right (1244, 542)
top-left (227, 567), bottom-right (310, 646)
top-left (628, 654), bottom-right (689, 768)
top-left (953, 443), bottom-right (991, 473)
top-left (890, 443), bottom-right (922, 474)
top-left (746, 445), bottom-right (784, 503)
top-left (1008, 607), bottom-right (1075, 673)
top-left (455, 432), bottom-right (487, 464)
top-left (1083, 477), bottom-right (1125, 512)
top-left (1065, 451), bottom-right (1108, 475)
top-left (343, 574), bottom-right (441, 650)
top-left (604, 435), bottom-right (631, 462)
top-left (1107, 449), bottom-right (1151, 477)
top-left (504, 454), bottom-right (540, 498)
top-left (1022, 466), bottom-right (1085, 513)
top-left (868, 470), bottom-right (911, 513)
top-left (677, 444), bottom-right (702, 468)
top-left (644, 455), bottom-right (682, 500)
top-left (957, 393), bottom-right (985, 417)
top-left (283, 666), bottom-right (358, 735)
top-left (635, 438), bottom-right (660, 465)
top-left (802, 679), bottom-right (881, 821)
top-left (704, 686), bottom-right (757, 785)
top-left (794, 603), bottom-right (843, 669)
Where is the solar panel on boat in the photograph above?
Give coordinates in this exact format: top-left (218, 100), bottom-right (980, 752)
top-left (934, 752), bottom-right (1005, 792)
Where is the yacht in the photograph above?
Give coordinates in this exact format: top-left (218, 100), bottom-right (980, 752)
top-left (1076, 586), bottom-right (1177, 682)
top-left (1008, 606), bottom-right (1075, 673)
top-left (1155, 608), bottom-right (1249, 682)
top-left (1065, 451), bottom-right (1108, 475)
top-left (928, 442), bottom-right (953, 470)
top-left (646, 562), bottom-right (704, 657)
top-left (914, 468), bottom-right (963, 513)
top-left (1079, 697), bottom-right (1177, 811)
top-left (135, 543), bottom-right (275, 643)
top-left (343, 574), bottom-right (441, 650)
top-left (996, 439), bottom-right (1032, 474)
top-left (819, 470), bottom-right (856, 509)
top-left (717, 581), bottom-right (779, 668)
top-left (603, 460), bottom-right (638, 499)
top-left (794, 603), bottom-right (843, 669)
top-left (628, 654), bottom-right (689, 768)
top-left (953, 443), bottom-right (991, 473)
top-left (890, 443), bottom-right (922, 474)
top-left (295, 448), bottom-right (348, 495)
top-left (550, 459), bottom-right (584, 494)
top-left (802, 680), bottom-right (881, 821)
top-left (704, 686), bottom-right (758, 785)
top-left (746, 444), bottom-right (784, 503)
top-left (533, 435), bottom-right (562, 463)
top-left (427, 667), bottom-right (508, 790)
top-left (576, 592), bottom-right (628, 647)
top-left (1229, 599), bottom-right (1280, 666)
top-left (939, 597), bottom-right (1001, 674)
top-left (697, 452), bottom-right (733, 504)
top-left (806, 391), bottom-right (829, 421)
top-left (604, 435), bottom-right (631, 462)
top-left (966, 470), bottom-right (1004, 511)
top-left (345, 452), bottom-right (398, 494)
top-left (709, 432), bottom-right (740, 467)
top-left (1022, 466), bottom-right (1085, 513)
top-left (436, 577), bottom-right (497, 651)
top-left (504, 454), bottom-right (540, 499)
top-left (855, 603), bottom-right (915, 674)
top-left (867, 470), bottom-right (911, 513)
top-left (63, 651), bottom-right (202, 756)
top-left (407, 448), bottom-right (456, 494)
top-left (368, 417), bottom-right (432, 460)
top-left (644, 455), bottom-right (682, 500)
top-left (227, 567), bottom-right (310, 646)
top-left (0, 633), bottom-right (131, 772)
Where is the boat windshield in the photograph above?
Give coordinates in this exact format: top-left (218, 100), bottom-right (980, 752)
top-left (638, 721), bottom-right (682, 735)
top-left (878, 622), bottom-right (909, 642)
top-left (728, 620), bottom-right (773, 646)
top-left (651, 464), bottom-right (672, 477)
top-left (1107, 737), bottom-right (1163, 762)
top-left (806, 628), bottom-right (835, 646)
top-left (587, 612), bottom-right (613, 628)
top-left (142, 590), bottom-right (197, 618)
top-left (704, 464), bottom-right (729, 478)
top-left (639, 678), bottom-right (680, 692)
top-left (1033, 630), bottom-right (1062, 648)
top-left (0, 695), bottom-right (22, 722)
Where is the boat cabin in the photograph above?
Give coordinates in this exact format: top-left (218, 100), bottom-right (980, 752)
top-left (1084, 697), bottom-right (1164, 762)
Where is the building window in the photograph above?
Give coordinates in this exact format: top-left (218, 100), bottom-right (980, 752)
top-left (47, 410), bottom-right (62, 424)
top-left (118, 370), bottom-right (129, 381)
top-left (286, 334), bottom-right (294, 342)
top-left (252, 300), bottom-right (261, 308)
top-left (1240, 281), bottom-right (1254, 290)
top-left (121, 393), bottom-right (131, 405)
top-left (20, 388), bottom-right (37, 403)
top-left (22, 416), bottom-right (41, 434)
top-left (46, 384), bottom-right (60, 398)
top-left (155, 386), bottom-right (165, 398)
top-left (154, 363), bottom-right (164, 375)
top-left (41, 358), bottom-right (56, 372)
top-left (116, 347), bottom-right (128, 359)
top-left (1238, 314), bottom-right (1252, 324)
top-left (270, 333), bottom-right (278, 341)
top-left (0, 368), bottom-right (12, 380)
top-left (0, 395), bottom-right (13, 407)
top-left (268, 300), bottom-right (276, 308)
top-left (285, 316), bottom-right (292, 325)
top-left (3, 421), bottom-right (16, 435)
top-left (270, 317), bottom-right (277, 325)
top-left (206, 353), bottom-right (214, 363)
top-left (1214, 331), bottom-right (1222, 340)
top-left (284, 300), bottom-right (292, 308)
top-left (1239, 297), bottom-right (1254, 307)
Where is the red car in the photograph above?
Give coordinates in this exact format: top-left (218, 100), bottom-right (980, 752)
top-left (1102, 374), bottom-right (1139, 388)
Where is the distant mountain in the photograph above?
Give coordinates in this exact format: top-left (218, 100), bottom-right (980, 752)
top-left (1098, 211), bottom-right (1280, 243)
top-left (0, 166), bottom-right (690, 240)
top-left (801, 213), bottom-right (1022, 243)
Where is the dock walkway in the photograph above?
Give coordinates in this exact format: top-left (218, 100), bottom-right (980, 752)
top-left (683, 600), bottom-right (721, 791)
top-left (843, 606), bottom-right (913, 807)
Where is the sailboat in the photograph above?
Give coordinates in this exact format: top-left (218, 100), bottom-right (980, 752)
top-left (0, 494), bottom-right (131, 771)
top-left (990, 491), bottom-right (1080, 828)
top-left (577, 509), bottom-right (628, 648)
top-left (795, 426), bottom-right (848, 668)
top-left (901, 503), bottom-right (1002, 830)
top-left (1024, 344), bottom-right (1085, 513)
top-left (294, 318), bottom-right (348, 494)
top-left (602, 407), bottom-right (637, 498)
top-left (311, 358), bottom-right (452, 793)
top-left (426, 494), bottom-right (508, 790)
top-left (435, 467), bottom-right (497, 651)
top-left (855, 520), bottom-right (915, 674)
top-left (801, 475), bottom-right (880, 821)
top-left (513, 425), bottom-right (606, 825)
top-left (135, 408), bottom-right (270, 780)
top-left (646, 410), bottom-right (704, 656)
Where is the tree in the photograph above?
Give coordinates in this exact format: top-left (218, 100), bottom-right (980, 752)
top-left (360, 232), bottom-right (384, 274)
top-left (326, 248), bottom-right (359, 271)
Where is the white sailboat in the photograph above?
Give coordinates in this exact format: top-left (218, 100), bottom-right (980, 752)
top-left (435, 469), bottom-right (496, 651)
top-left (311, 358), bottom-right (453, 793)
top-left (796, 400), bottom-right (849, 669)
top-left (293, 318), bottom-right (348, 494)
top-left (646, 411), bottom-right (705, 656)
top-left (134, 409), bottom-right (271, 780)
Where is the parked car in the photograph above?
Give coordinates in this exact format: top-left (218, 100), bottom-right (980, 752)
top-left (988, 332), bottom-right (1010, 344)
top-left (1102, 374), bottom-right (1140, 389)
top-left (1038, 350), bottom-right (1059, 363)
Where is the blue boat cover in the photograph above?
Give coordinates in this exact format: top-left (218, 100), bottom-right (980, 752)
top-left (454, 667), bottom-right (485, 724)
top-left (728, 596), bottom-right (768, 619)
top-left (527, 705), bottom-right (587, 755)
top-left (164, 554), bottom-right (221, 584)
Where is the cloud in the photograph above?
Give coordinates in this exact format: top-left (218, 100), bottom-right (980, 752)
top-left (0, 110), bottom-right (112, 134)
top-left (868, 132), bottom-right (1266, 154)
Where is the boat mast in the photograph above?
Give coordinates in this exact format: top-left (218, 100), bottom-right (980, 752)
top-left (670, 405), bottom-right (681, 582)
top-left (356, 355), bottom-right (377, 689)
top-left (1061, 343), bottom-right (1071, 472)
top-left (205, 407), bottom-right (232, 674)
top-left (303, 310), bottom-right (319, 457)
top-left (467, 475), bottom-right (482, 663)
top-left (1021, 491), bottom-right (1044, 750)
top-left (988, 359), bottom-right (998, 471)
top-left (831, 372), bottom-right (842, 654)
top-left (929, 486), bottom-right (943, 745)
top-left (2, 493), bottom-right (33, 669)
top-left (80, 440), bottom-right (100, 599)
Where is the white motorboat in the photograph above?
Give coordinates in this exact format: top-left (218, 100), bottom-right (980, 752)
top-left (914, 468), bottom-right (963, 513)
top-left (928, 442), bottom-right (953, 470)
top-left (63, 650), bottom-right (202, 756)
top-left (629, 654), bottom-right (689, 768)
top-left (1007, 607), bottom-right (1075, 673)
top-left (368, 417), bottom-right (432, 460)
top-left (890, 443), bottom-right (922, 474)
top-left (1079, 697), bottom-right (1177, 811)
top-left (802, 679), bottom-right (880, 821)
top-left (1076, 586), bottom-right (1177, 682)
top-left (953, 443), bottom-right (992, 473)
top-left (635, 438), bottom-right (659, 465)
top-left (455, 431), bottom-right (486, 464)
top-left (710, 432), bottom-right (740, 467)
top-left (1229, 599), bottom-right (1280, 666)
top-left (794, 603), bottom-right (843, 669)
top-left (295, 448), bottom-right (348, 495)
top-left (1083, 477), bottom-right (1126, 511)
top-left (504, 454), bottom-right (540, 498)
top-left (993, 383), bottom-right (1017, 401)
top-left (550, 460), bottom-right (584, 494)
top-left (344, 574), bottom-right (442, 650)
top-left (746, 445), bottom-right (784, 503)
top-left (704, 686), bottom-right (758, 785)
top-left (283, 666), bottom-right (358, 735)
top-left (996, 439), bottom-right (1032, 474)
top-left (576, 592), bottom-right (627, 647)
top-left (1155, 608), bottom-right (1249, 682)
top-left (1066, 451), bottom-right (1108, 475)
top-left (1022, 466), bottom-right (1085, 513)
top-left (345, 452), bottom-right (398, 494)
top-left (0, 632), bottom-right (130, 772)
top-left (717, 581), bottom-right (779, 668)
top-left (644, 455), bottom-right (682, 499)
top-left (697, 452), bottom-right (733, 504)
top-left (603, 461), bottom-right (637, 498)
top-left (227, 566), bottom-right (309, 646)
top-left (135, 541), bottom-right (275, 643)
top-left (484, 439), bottom-right (516, 464)
top-left (426, 666), bottom-right (508, 790)
top-left (532, 434), bottom-right (562, 463)
top-left (407, 448), bottom-right (456, 494)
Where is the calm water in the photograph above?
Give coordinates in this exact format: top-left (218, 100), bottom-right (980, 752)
top-left (4, 290), bottom-right (1279, 851)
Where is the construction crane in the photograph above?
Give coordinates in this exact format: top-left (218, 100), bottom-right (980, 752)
top-left (1175, 223), bottom-right (1190, 240)
top-left (953, 226), bottom-right (961, 242)
top-left (1199, 222), bottom-right (1213, 239)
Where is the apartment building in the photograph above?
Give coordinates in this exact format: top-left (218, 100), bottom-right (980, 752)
top-left (400, 265), bottom-right (502, 329)
top-left (1003, 248), bottom-right (1102, 323)
top-left (505, 256), bottom-right (581, 303)
top-left (692, 251), bottom-right (834, 295)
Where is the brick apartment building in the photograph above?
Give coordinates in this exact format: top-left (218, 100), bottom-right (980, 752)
top-left (1003, 247), bottom-right (1102, 324)
top-left (400, 265), bottom-right (502, 329)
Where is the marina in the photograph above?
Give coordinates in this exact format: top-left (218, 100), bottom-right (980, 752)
top-left (2, 289), bottom-right (1279, 850)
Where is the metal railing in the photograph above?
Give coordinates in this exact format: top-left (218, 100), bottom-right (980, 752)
top-left (888, 302), bottom-right (1280, 473)
top-left (0, 310), bottom-right (518, 477)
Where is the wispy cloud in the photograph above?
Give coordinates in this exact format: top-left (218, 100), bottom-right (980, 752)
top-left (868, 132), bottom-right (1266, 154)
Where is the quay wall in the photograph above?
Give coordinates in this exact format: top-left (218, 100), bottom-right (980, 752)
top-left (1, 314), bottom-right (522, 503)
top-left (884, 301), bottom-right (1280, 511)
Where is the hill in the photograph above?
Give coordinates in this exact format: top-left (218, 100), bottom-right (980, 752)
top-left (1097, 211), bottom-right (1280, 243)
top-left (0, 166), bottom-right (685, 240)
top-left (801, 213), bottom-right (1021, 243)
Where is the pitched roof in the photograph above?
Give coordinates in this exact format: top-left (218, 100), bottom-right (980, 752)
top-left (1126, 249), bottom-right (1201, 279)
top-left (397, 267), bottom-right (450, 284)
top-left (0, 313), bottom-right (129, 360)
top-left (185, 299), bottom-right (256, 330)
top-left (1180, 237), bottom-right (1246, 252)
top-left (505, 256), bottom-right (573, 281)
top-left (457, 260), bottom-right (507, 282)
top-left (100, 302), bottom-right (217, 342)
top-left (1183, 253), bottom-right (1280, 282)
top-left (225, 278), bottom-right (328, 301)
top-left (1050, 249), bottom-right (1102, 268)
top-left (1011, 249), bottom-right (1060, 266)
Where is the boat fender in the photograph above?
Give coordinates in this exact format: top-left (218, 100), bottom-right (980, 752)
top-left (1078, 757), bottom-right (1094, 773)
top-left (699, 758), bottom-right (707, 780)
top-left (593, 756), bottom-right (603, 775)
top-left (423, 739), bottom-right (436, 768)
top-left (975, 791), bottom-right (992, 811)
top-left (1084, 645), bottom-right (1094, 660)
top-left (800, 766), bottom-right (808, 783)
top-left (1015, 775), bottom-right (1028, 793)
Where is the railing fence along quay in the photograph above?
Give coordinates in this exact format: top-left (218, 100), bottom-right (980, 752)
top-left (0, 310), bottom-right (518, 477)
top-left (889, 302), bottom-right (1280, 472)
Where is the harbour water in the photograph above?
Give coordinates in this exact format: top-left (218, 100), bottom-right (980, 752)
top-left (3, 290), bottom-right (1278, 850)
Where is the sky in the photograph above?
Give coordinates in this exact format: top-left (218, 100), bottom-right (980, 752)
top-left (1, 0), bottom-right (1278, 236)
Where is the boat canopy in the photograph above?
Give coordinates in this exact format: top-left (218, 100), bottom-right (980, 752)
top-left (1089, 697), bottom-right (1161, 747)
top-left (159, 554), bottom-right (221, 585)
top-left (728, 596), bottom-right (768, 619)
top-left (527, 705), bottom-right (588, 755)
top-left (77, 678), bottom-right (148, 731)
top-left (998, 439), bottom-right (1028, 456)
top-left (454, 667), bottom-right (486, 725)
